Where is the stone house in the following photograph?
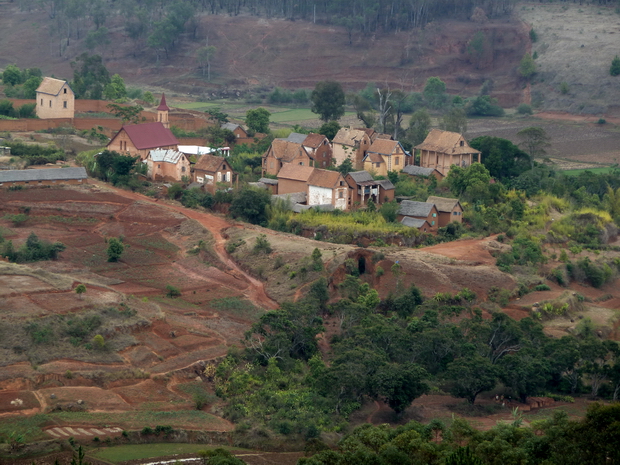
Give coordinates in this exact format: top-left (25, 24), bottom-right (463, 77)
top-left (193, 154), bottom-right (234, 192)
top-left (332, 127), bottom-right (372, 170)
top-left (415, 129), bottom-right (481, 177)
top-left (107, 122), bottom-right (179, 160)
top-left (0, 167), bottom-right (87, 188)
top-left (362, 139), bottom-right (410, 177)
top-left (35, 77), bottom-right (75, 119)
top-left (345, 171), bottom-right (395, 208)
top-left (402, 165), bottom-right (444, 181)
top-left (262, 139), bottom-right (312, 176)
top-left (426, 196), bottom-right (463, 226)
top-left (145, 149), bottom-right (191, 182)
top-left (397, 200), bottom-right (439, 233)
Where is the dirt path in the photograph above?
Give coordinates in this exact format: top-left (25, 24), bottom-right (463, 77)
top-left (87, 181), bottom-right (278, 311)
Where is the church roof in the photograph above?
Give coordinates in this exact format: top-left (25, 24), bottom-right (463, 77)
top-left (120, 122), bottom-right (178, 150)
top-left (156, 93), bottom-right (170, 111)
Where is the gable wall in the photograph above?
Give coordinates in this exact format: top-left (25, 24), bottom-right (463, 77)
top-left (36, 83), bottom-right (75, 119)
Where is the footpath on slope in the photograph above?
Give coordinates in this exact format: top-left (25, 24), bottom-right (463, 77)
top-left (87, 180), bottom-right (279, 311)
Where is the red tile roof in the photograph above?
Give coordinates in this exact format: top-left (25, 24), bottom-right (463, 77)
top-left (277, 163), bottom-right (315, 182)
top-left (303, 133), bottom-right (328, 148)
top-left (121, 122), bottom-right (178, 150)
top-left (157, 93), bottom-right (170, 111)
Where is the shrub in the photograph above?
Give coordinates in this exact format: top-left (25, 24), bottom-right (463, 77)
top-left (253, 234), bottom-right (272, 254)
top-left (106, 237), bottom-right (124, 262)
top-left (165, 285), bottom-right (181, 298)
top-left (611, 55), bottom-right (620, 76)
top-left (534, 284), bottom-right (551, 291)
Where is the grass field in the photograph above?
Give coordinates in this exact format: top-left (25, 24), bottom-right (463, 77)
top-left (89, 443), bottom-right (230, 463)
top-left (561, 167), bottom-right (618, 176)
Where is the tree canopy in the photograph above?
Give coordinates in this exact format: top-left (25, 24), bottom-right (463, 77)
top-left (311, 81), bottom-right (346, 122)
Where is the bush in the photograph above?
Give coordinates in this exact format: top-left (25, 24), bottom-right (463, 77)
top-left (165, 284), bottom-right (181, 298)
top-left (610, 55), bottom-right (620, 76)
top-left (106, 237), bottom-right (124, 262)
top-left (253, 234), bottom-right (272, 254)
top-left (534, 284), bottom-right (551, 291)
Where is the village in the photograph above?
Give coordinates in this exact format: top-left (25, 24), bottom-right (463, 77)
top-left (0, 76), bottom-right (476, 237)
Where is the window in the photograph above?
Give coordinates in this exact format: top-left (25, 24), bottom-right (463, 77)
top-left (431, 221), bottom-right (435, 226)
top-left (64, 88), bottom-right (67, 94)
top-left (460, 140), bottom-right (464, 146)
top-left (322, 161), bottom-right (326, 167)
top-left (40, 99), bottom-right (43, 106)
top-left (181, 166), bottom-right (186, 172)
top-left (453, 211), bottom-right (457, 215)
top-left (395, 157), bottom-right (399, 165)
top-left (339, 191), bottom-right (344, 199)
top-left (49, 100), bottom-right (52, 107)
top-left (432, 213), bottom-right (437, 217)
top-left (63, 101), bottom-right (67, 108)
top-left (158, 164), bottom-right (161, 168)
top-left (340, 181), bottom-right (344, 186)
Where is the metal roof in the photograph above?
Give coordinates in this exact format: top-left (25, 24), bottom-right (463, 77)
top-left (149, 149), bottom-right (185, 163)
top-left (0, 167), bottom-right (87, 183)
top-left (403, 165), bottom-right (437, 177)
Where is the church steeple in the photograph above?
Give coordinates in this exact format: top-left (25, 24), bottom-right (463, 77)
top-left (157, 93), bottom-right (170, 129)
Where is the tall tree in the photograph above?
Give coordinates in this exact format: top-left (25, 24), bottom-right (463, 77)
top-left (311, 81), bottom-right (346, 122)
top-left (517, 126), bottom-right (550, 168)
top-left (197, 46), bottom-right (217, 80)
top-left (245, 108), bottom-right (271, 134)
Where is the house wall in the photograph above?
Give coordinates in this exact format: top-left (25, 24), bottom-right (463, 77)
top-left (263, 153), bottom-right (280, 176)
top-left (148, 158), bottom-right (190, 182)
top-left (278, 178), bottom-right (307, 195)
top-left (36, 83), bottom-right (75, 119)
top-left (437, 204), bottom-right (463, 227)
top-left (332, 143), bottom-right (355, 167)
top-left (363, 159), bottom-right (387, 177)
top-left (307, 143), bottom-right (332, 169)
top-left (379, 186), bottom-right (395, 203)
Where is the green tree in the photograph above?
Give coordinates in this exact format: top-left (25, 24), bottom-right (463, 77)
top-left (469, 136), bottom-right (531, 181)
top-left (371, 363), bottom-right (428, 413)
top-left (440, 107), bottom-right (468, 133)
top-left (107, 103), bottom-right (144, 124)
top-left (206, 108), bottom-right (229, 125)
top-left (22, 76), bottom-right (42, 99)
top-left (517, 126), bottom-right (550, 167)
top-left (245, 108), bottom-right (271, 134)
top-left (230, 186), bottom-right (271, 225)
top-left (423, 77), bottom-right (447, 109)
top-left (610, 55), bottom-right (620, 76)
top-left (106, 237), bottom-right (124, 262)
top-left (446, 355), bottom-right (497, 404)
top-left (519, 53), bottom-right (536, 79)
top-left (336, 157), bottom-right (353, 175)
top-left (103, 74), bottom-right (127, 101)
top-left (71, 53), bottom-right (110, 99)
top-left (2, 64), bottom-right (22, 86)
top-left (311, 81), bottom-right (346, 122)
top-left (75, 283), bottom-right (86, 299)
top-left (406, 108), bottom-right (431, 146)
top-left (197, 46), bottom-right (217, 80)
top-left (318, 121), bottom-right (341, 140)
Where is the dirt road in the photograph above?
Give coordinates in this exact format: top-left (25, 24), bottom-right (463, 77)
top-left (87, 180), bottom-right (279, 311)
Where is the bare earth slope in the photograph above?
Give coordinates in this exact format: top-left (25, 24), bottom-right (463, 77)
top-left (0, 3), bottom-right (527, 102)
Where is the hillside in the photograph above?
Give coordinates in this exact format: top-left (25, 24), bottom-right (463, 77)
top-left (0, 1), bottom-right (528, 104)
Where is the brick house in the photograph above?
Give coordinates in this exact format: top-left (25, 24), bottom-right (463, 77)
top-left (193, 154), bottom-right (234, 192)
top-left (345, 171), bottom-right (394, 208)
top-left (262, 139), bottom-right (312, 176)
top-left (276, 163), bottom-right (314, 195)
top-left (107, 122), bottom-right (179, 160)
top-left (222, 122), bottom-right (248, 139)
top-left (426, 196), bottom-right (463, 226)
top-left (397, 200), bottom-right (439, 233)
top-left (302, 133), bottom-right (333, 169)
top-left (362, 139), bottom-right (410, 177)
top-left (415, 129), bottom-right (481, 177)
top-left (332, 127), bottom-right (372, 170)
top-left (35, 77), bottom-right (75, 119)
top-left (145, 149), bottom-right (191, 182)
top-left (307, 169), bottom-right (348, 210)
